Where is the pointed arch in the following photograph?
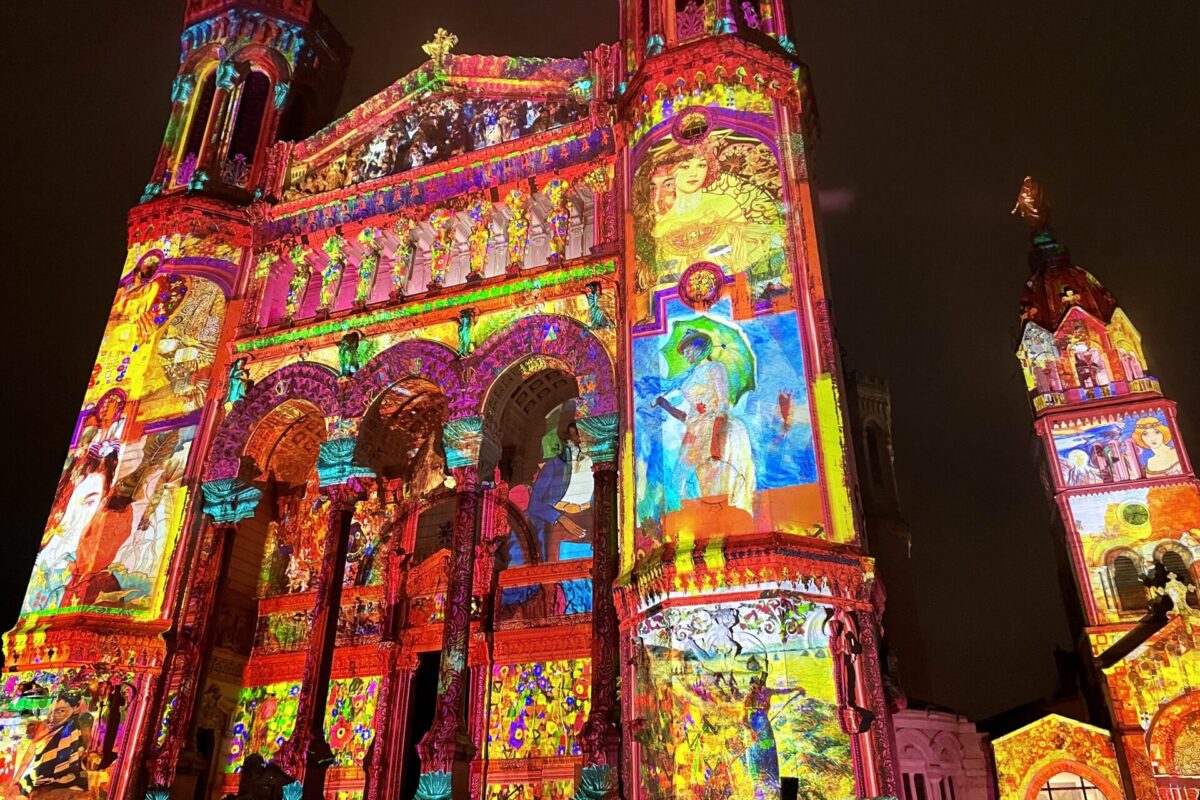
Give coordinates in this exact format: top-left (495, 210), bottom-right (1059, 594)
top-left (205, 361), bottom-right (342, 481)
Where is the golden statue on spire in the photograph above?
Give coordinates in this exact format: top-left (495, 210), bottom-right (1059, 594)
top-left (422, 28), bottom-right (459, 70)
top-left (1011, 176), bottom-right (1051, 229)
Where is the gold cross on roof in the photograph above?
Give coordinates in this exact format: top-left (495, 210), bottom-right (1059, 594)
top-left (422, 28), bottom-right (459, 69)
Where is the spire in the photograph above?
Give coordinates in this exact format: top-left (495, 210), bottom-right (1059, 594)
top-left (1013, 176), bottom-right (1117, 330)
top-left (1012, 177), bottom-right (1158, 412)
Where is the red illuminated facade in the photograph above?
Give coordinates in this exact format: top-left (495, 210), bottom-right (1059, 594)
top-left (0, 1), bottom-right (1019, 799)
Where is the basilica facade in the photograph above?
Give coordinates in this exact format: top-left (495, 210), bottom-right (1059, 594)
top-left (2, 2), bottom-right (1194, 800)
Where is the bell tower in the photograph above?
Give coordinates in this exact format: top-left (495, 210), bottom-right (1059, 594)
top-left (145, 0), bottom-right (349, 200)
top-left (1011, 178), bottom-right (1200, 800)
top-left (613, 1), bottom-right (899, 797)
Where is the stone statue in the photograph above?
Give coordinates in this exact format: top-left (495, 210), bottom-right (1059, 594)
top-left (225, 357), bottom-right (251, 404)
top-left (1011, 175), bottom-right (1051, 230)
top-left (586, 281), bottom-right (612, 330)
top-left (1161, 572), bottom-right (1197, 617)
top-left (338, 331), bottom-right (363, 378)
top-left (457, 310), bottom-right (475, 357)
top-left (422, 29), bottom-right (458, 71)
top-left (285, 244), bottom-right (312, 320)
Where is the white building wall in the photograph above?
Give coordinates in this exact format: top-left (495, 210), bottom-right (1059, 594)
top-left (893, 708), bottom-right (996, 800)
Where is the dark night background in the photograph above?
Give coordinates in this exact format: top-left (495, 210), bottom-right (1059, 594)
top-left (2, 2), bottom-right (1196, 720)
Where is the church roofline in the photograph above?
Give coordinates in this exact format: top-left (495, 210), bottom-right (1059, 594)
top-left (989, 712), bottom-right (1113, 744)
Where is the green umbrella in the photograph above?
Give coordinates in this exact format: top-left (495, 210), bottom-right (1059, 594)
top-left (660, 315), bottom-right (757, 406)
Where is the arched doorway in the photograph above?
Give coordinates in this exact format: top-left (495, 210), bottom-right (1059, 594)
top-left (199, 398), bottom-right (328, 800)
top-left (473, 358), bottom-right (599, 794)
top-left (481, 360), bottom-right (594, 569)
top-left (346, 377), bottom-right (455, 800)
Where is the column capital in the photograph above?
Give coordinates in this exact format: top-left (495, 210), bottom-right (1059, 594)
top-left (317, 436), bottom-right (374, 487)
top-left (200, 477), bottom-right (263, 525)
top-left (578, 413), bottom-right (619, 465)
top-left (443, 416), bottom-right (483, 470)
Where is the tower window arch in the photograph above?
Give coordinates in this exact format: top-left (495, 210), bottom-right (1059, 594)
top-left (1107, 552), bottom-right (1148, 613)
top-left (865, 424), bottom-right (885, 487)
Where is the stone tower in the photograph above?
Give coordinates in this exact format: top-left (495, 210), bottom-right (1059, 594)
top-left (615, 0), bottom-right (899, 797)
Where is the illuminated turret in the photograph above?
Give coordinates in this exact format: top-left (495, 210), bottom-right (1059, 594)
top-left (995, 177), bottom-right (1200, 800)
top-left (143, 0), bottom-right (349, 200)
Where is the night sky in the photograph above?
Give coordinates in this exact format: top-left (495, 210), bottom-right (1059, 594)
top-left (3, 2), bottom-right (1196, 720)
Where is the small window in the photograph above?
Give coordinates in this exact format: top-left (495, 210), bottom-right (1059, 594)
top-left (903, 774), bottom-right (915, 800)
top-left (866, 426), bottom-right (885, 486)
top-left (1111, 555), bottom-right (1148, 612)
top-left (914, 774), bottom-right (929, 800)
top-left (1036, 771), bottom-right (1107, 800)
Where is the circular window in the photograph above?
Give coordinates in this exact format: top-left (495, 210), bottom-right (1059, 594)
top-left (1120, 502), bottom-right (1150, 527)
top-left (672, 107), bottom-right (712, 144)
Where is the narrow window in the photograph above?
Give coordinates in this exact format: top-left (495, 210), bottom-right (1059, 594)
top-left (866, 426), bottom-right (885, 486)
top-left (1111, 555), bottom-right (1148, 612)
top-left (177, 72), bottom-right (217, 184)
top-left (227, 71), bottom-right (272, 171)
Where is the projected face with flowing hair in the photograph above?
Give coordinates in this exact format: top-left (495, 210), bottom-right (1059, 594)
top-left (633, 126), bottom-right (785, 290)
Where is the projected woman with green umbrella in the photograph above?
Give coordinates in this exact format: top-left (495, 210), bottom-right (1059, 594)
top-left (653, 315), bottom-right (757, 516)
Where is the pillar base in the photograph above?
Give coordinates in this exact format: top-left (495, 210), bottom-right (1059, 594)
top-left (300, 735), bottom-right (335, 800)
top-left (408, 767), bottom-right (453, 800)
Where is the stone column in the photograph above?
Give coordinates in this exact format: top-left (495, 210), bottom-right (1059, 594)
top-left (148, 72), bottom-right (195, 193)
top-left (574, 414), bottom-right (621, 799)
top-left (413, 465), bottom-right (480, 798)
top-left (466, 643), bottom-right (491, 800)
top-left (197, 58), bottom-right (242, 187)
top-left (274, 478), bottom-right (366, 795)
top-left (145, 477), bottom-right (263, 789)
top-left (366, 646), bottom-right (418, 800)
top-left (854, 609), bottom-right (900, 799)
top-left (366, 518), bottom-right (414, 800)
top-left (239, 250), bottom-right (279, 335)
top-left (276, 436), bottom-right (374, 798)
